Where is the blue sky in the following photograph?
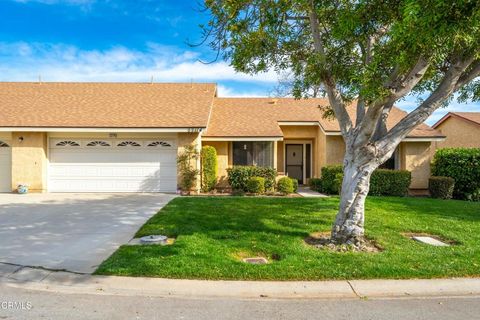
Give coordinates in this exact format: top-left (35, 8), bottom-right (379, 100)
top-left (0, 0), bottom-right (477, 125)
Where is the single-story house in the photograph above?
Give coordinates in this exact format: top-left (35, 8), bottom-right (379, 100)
top-left (0, 82), bottom-right (444, 193)
top-left (432, 112), bottom-right (480, 148)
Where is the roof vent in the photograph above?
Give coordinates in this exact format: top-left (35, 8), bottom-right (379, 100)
top-left (269, 98), bottom-right (279, 105)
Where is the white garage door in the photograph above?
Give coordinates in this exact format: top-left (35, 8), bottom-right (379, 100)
top-left (0, 140), bottom-right (12, 192)
top-left (49, 139), bottom-right (177, 193)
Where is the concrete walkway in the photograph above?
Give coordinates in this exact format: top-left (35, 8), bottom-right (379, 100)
top-left (1, 264), bottom-right (479, 300)
top-left (0, 193), bottom-right (176, 273)
top-left (297, 186), bottom-right (328, 198)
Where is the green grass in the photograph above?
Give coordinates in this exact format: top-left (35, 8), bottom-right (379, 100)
top-left (95, 196), bottom-right (480, 280)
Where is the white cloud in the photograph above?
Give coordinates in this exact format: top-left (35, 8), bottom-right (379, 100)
top-left (0, 41), bottom-right (279, 86)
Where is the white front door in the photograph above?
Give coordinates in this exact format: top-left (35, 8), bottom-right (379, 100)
top-left (0, 140), bottom-right (12, 192)
top-left (48, 139), bottom-right (177, 193)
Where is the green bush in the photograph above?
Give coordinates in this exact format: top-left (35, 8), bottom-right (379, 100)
top-left (334, 173), bottom-right (343, 194)
top-left (369, 169), bottom-right (411, 196)
top-left (320, 165), bottom-right (343, 194)
top-left (309, 178), bottom-right (323, 192)
top-left (431, 148), bottom-right (480, 200)
top-left (246, 176), bottom-right (265, 194)
top-left (320, 166), bottom-right (411, 196)
top-left (277, 177), bottom-right (294, 194)
top-left (291, 178), bottom-right (298, 193)
top-left (227, 166), bottom-right (277, 192)
top-left (429, 176), bottom-right (455, 199)
top-left (201, 146), bottom-right (217, 192)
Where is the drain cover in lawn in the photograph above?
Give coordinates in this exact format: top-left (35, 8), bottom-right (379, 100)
top-left (243, 257), bottom-right (268, 265)
top-left (412, 236), bottom-right (450, 247)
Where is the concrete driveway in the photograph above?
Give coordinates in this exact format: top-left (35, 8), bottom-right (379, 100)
top-left (0, 193), bottom-right (176, 274)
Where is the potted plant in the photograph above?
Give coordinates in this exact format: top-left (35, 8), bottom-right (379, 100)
top-left (17, 184), bottom-right (29, 194)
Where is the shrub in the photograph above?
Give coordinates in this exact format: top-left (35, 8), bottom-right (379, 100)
top-left (320, 165), bottom-right (343, 194)
top-left (291, 178), bottom-right (298, 193)
top-left (177, 145), bottom-right (199, 192)
top-left (227, 166), bottom-right (277, 192)
top-left (431, 148), bottom-right (480, 200)
top-left (309, 178), bottom-right (323, 192)
top-left (246, 176), bottom-right (265, 194)
top-left (334, 173), bottom-right (343, 194)
top-left (320, 166), bottom-right (411, 196)
top-left (429, 176), bottom-right (455, 199)
top-left (277, 177), bottom-right (294, 194)
top-left (369, 169), bottom-right (411, 196)
top-left (201, 146), bottom-right (218, 192)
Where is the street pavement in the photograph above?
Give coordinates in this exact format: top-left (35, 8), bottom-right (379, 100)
top-left (1, 284), bottom-right (479, 320)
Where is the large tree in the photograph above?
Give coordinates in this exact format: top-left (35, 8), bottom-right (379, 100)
top-left (203, 0), bottom-right (480, 244)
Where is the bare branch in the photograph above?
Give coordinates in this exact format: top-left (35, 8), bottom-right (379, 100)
top-left (377, 54), bottom-right (476, 155)
top-left (308, 2), bottom-right (352, 136)
top-left (286, 15), bottom-right (309, 21)
top-left (454, 60), bottom-right (480, 90)
top-left (385, 56), bottom-right (430, 103)
top-left (355, 97), bottom-right (366, 126)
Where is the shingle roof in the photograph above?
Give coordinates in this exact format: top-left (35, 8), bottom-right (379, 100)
top-left (433, 112), bottom-right (480, 128)
top-left (203, 97), bottom-right (444, 138)
top-left (0, 82), bottom-right (216, 128)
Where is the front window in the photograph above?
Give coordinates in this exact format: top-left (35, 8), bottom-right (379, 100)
top-left (233, 141), bottom-right (273, 167)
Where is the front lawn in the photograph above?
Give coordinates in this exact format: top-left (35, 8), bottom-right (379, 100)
top-left (95, 197), bottom-right (480, 280)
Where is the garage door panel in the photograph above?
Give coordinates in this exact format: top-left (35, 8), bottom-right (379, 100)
top-left (49, 139), bottom-right (177, 193)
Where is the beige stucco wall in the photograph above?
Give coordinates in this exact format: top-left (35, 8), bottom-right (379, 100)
top-left (325, 135), bottom-right (345, 166)
top-left (434, 117), bottom-right (480, 148)
top-left (11, 132), bottom-right (48, 192)
top-left (398, 141), bottom-right (432, 189)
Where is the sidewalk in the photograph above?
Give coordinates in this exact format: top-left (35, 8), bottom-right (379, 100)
top-left (2, 264), bottom-right (480, 300)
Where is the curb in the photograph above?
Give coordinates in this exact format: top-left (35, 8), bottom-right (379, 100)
top-left (2, 266), bottom-right (480, 300)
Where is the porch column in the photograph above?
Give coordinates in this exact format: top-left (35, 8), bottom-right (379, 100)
top-left (273, 141), bottom-right (278, 170)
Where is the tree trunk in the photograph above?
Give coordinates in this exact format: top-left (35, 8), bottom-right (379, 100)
top-left (331, 154), bottom-right (376, 244)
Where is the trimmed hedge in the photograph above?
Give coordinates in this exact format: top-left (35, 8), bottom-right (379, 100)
top-left (246, 177), bottom-right (265, 194)
top-left (227, 166), bottom-right (277, 192)
top-left (309, 178), bottom-right (322, 192)
top-left (321, 165), bottom-right (344, 194)
top-left (369, 169), bottom-right (411, 196)
top-left (201, 146), bottom-right (218, 192)
top-left (277, 177), bottom-right (294, 194)
top-left (429, 176), bottom-right (455, 199)
top-left (431, 148), bottom-right (480, 200)
top-left (319, 165), bottom-right (411, 196)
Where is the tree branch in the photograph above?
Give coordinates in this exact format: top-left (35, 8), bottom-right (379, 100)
top-left (308, 2), bottom-right (352, 136)
top-left (454, 60), bottom-right (480, 90)
top-left (377, 54), bottom-right (476, 157)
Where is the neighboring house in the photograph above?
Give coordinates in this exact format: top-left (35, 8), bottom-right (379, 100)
top-left (432, 112), bottom-right (480, 148)
top-left (0, 82), bottom-right (444, 193)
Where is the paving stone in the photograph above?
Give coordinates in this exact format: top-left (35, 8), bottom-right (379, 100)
top-left (297, 186), bottom-right (329, 198)
top-left (412, 236), bottom-right (450, 247)
top-left (0, 263), bottom-right (22, 278)
top-left (7, 267), bottom-right (52, 282)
